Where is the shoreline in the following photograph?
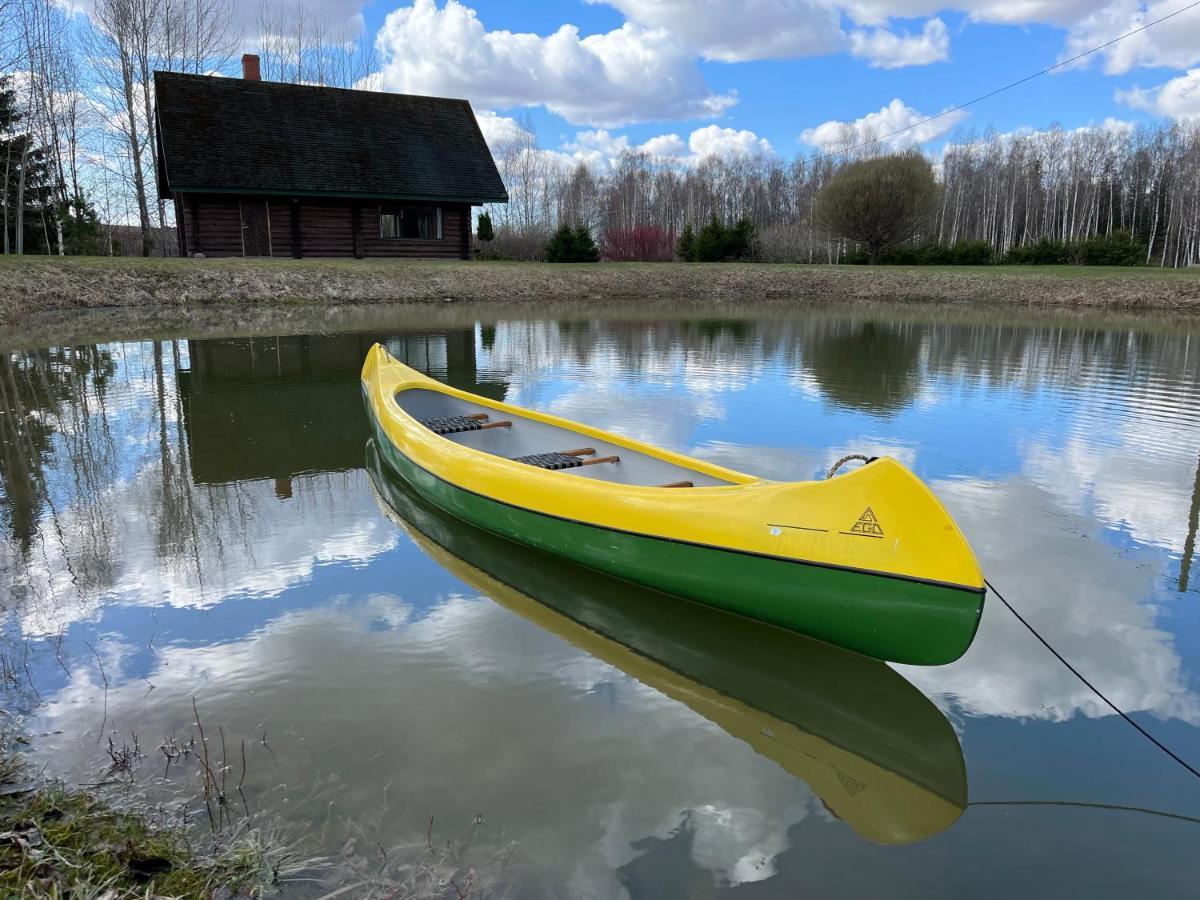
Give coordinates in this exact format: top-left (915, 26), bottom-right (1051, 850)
top-left (7, 293), bottom-right (1200, 354)
top-left (0, 736), bottom-right (273, 896)
top-left (2, 257), bottom-right (1198, 331)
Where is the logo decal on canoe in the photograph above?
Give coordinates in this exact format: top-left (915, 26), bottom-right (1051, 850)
top-left (848, 507), bottom-right (884, 538)
top-left (834, 766), bottom-right (866, 796)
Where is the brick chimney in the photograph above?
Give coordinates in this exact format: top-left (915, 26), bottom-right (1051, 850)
top-left (242, 54), bottom-right (261, 81)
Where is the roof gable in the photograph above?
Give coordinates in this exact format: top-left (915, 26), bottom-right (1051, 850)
top-left (154, 72), bottom-right (508, 203)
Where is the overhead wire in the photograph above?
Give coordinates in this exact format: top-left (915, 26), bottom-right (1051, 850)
top-left (815, 0), bottom-right (1200, 161)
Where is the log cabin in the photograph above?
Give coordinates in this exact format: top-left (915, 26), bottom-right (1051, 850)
top-left (153, 55), bottom-right (507, 259)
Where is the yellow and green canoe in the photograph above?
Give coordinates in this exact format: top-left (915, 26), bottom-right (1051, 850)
top-left (362, 343), bottom-right (985, 665)
top-left (366, 440), bottom-right (968, 844)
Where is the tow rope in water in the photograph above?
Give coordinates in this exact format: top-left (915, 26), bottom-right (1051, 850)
top-left (985, 578), bottom-right (1200, 783)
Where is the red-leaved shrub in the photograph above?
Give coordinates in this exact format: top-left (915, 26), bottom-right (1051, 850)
top-left (603, 225), bottom-right (675, 261)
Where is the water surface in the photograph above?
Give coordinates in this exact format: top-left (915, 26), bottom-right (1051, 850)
top-left (2, 303), bottom-right (1200, 897)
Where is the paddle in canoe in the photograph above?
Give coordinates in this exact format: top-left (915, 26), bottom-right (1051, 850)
top-left (362, 343), bottom-right (985, 665)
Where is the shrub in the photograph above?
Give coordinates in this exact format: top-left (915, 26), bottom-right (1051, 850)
top-left (474, 226), bottom-right (549, 260)
top-left (755, 222), bottom-right (813, 263)
top-left (842, 240), bottom-right (994, 266)
top-left (1001, 232), bottom-right (1146, 266)
top-left (948, 240), bottom-right (995, 265)
top-left (815, 153), bottom-right (940, 263)
top-left (545, 224), bottom-right (600, 262)
top-left (1076, 230), bottom-right (1147, 266)
top-left (476, 211), bottom-right (494, 243)
top-left (1003, 238), bottom-right (1068, 265)
top-left (690, 216), bottom-right (755, 262)
top-left (604, 224), bottom-right (674, 261)
top-left (676, 223), bottom-right (696, 261)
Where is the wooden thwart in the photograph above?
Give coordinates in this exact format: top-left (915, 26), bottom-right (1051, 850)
top-left (658, 480), bottom-right (694, 488)
top-left (580, 455), bottom-right (619, 467)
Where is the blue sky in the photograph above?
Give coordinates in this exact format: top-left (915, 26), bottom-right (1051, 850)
top-left (320, 1), bottom-right (1200, 165)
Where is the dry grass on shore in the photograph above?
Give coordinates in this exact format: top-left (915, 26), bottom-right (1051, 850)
top-left (0, 747), bottom-right (275, 898)
top-left (2, 256), bottom-right (1198, 327)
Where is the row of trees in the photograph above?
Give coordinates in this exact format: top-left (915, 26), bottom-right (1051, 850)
top-left (484, 121), bottom-right (1200, 267)
top-left (3, 0), bottom-right (1198, 264)
top-left (0, 0), bottom-right (373, 256)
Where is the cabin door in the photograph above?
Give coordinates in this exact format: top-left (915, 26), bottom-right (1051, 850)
top-left (239, 200), bottom-right (272, 257)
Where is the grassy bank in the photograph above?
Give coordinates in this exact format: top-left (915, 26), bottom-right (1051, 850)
top-left (2, 256), bottom-right (1198, 327)
top-left (0, 743), bottom-right (272, 897)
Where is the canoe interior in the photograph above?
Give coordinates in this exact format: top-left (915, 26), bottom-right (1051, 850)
top-left (395, 387), bottom-right (734, 488)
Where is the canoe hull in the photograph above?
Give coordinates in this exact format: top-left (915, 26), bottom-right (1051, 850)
top-left (368, 410), bottom-right (983, 665)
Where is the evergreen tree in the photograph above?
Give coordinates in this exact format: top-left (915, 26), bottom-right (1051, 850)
top-left (61, 196), bottom-right (106, 256)
top-left (1, 77), bottom-right (56, 255)
top-left (476, 210), bottom-right (494, 242)
top-left (545, 224), bottom-right (600, 262)
top-left (692, 216), bottom-right (755, 262)
top-left (676, 223), bottom-right (695, 261)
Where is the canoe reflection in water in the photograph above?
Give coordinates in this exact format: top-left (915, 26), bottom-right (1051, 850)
top-left (366, 439), bottom-right (968, 846)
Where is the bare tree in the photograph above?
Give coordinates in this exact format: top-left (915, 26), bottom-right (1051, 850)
top-left (87, 0), bottom-right (155, 255)
top-left (253, 0), bottom-right (375, 88)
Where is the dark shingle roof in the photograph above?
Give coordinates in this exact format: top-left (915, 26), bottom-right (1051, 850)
top-left (154, 72), bottom-right (507, 203)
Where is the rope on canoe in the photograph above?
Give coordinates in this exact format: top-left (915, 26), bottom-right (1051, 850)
top-left (511, 451), bottom-right (586, 471)
top-left (986, 577), bottom-right (1200, 784)
top-left (420, 415), bottom-right (485, 436)
top-left (827, 454), bottom-right (876, 479)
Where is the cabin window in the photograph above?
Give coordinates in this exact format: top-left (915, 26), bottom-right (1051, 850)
top-left (379, 206), bottom-right (442, 240)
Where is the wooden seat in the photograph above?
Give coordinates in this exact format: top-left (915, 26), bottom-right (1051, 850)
top-left (513, 447), bottom-right (619, 470)
top-left (420, 413), bottom-right (510, 435)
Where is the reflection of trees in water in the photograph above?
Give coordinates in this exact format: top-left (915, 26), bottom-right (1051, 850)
top-left (0, 346), bottom-right (118, 579)
top-left (4, 318), bottom-right (1200, 633)
top-left (482, 315), bottom-right (1200, 418)
top-left (0, 343), bottom-right (203, 620)
top-left (0, 330), bottom-right (502, 633)
top-left (801, 321), bottom-right (923, 415)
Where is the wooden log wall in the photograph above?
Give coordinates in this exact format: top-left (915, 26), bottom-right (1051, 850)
top-left (359, 203), bottom-right (467, 259)
top-left (178, 194), bottom-right (472, 259)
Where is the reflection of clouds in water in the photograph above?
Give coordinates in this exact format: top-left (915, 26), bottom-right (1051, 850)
top-left (688, 803), bottom-right (807, 885)
top-left (484, 320), bottom-right (765, 401)
top-left (902, 478), bottom-right (1200, 725)
top-left (1021, 357), bottom-right (1200, 555)
top-left (34, 591), bottom-right (815, 897)
top-left (5, 467), bottom-right (397, 638)
top-left (1023, 424), bottom-right (1199, 557)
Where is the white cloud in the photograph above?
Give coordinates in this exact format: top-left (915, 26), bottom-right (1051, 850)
top-left (1061, 1), bottom-right (1200, 74)
top-left (369, 0), bottom-right (735, 127)
top-left (849, 17), bottom-right (949, 69)
top-left (686, 124), bottom-right (775, 159)
top-left (800, 98), bottom-right (967, 151)
top-left (844, 1), bottom-right (1104, 28)
top-left (541, 124), bottom-right (772, 170)
top-left (590, 0), bottom-right (846, 62)
top-left (640, 132), bottom-right (689, 157)
top-left (474, 110), bottom-right (535, 148)
top-left (564, 128), bottom-right (633, 156)
top-left (1117, 68), bottom-right (1200, 121)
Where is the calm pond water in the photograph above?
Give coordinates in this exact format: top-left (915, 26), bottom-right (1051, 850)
top-left (3, 302), bottom-right (1200, 897)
